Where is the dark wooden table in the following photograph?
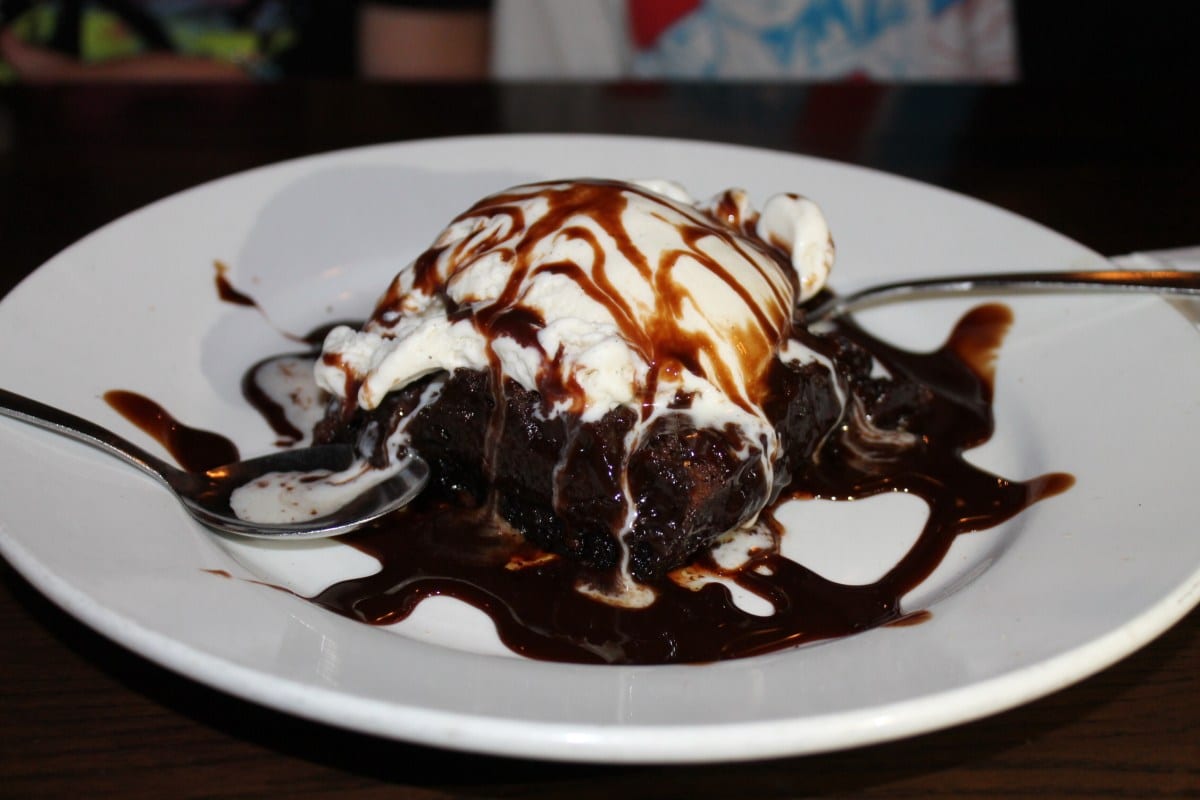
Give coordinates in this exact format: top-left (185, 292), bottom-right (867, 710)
top-left (1, 83), bottom-right (1197, 798)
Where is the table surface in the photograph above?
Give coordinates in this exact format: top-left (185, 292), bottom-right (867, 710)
top-left (1, 82), bottom-right (1197, 798)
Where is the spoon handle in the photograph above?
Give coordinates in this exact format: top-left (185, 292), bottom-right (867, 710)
top-left (804, 268), bottom-right (1200, 321)
top-left (0, 388), bottom-right (184, 488)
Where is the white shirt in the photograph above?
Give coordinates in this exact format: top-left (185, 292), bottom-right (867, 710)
top-left (491, 0), bottom-right (1017, 81)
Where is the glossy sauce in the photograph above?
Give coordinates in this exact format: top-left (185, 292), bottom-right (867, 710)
top-left (213, 260), bottom-right (257, 307)
top-left (240, 356), bottom-right (306, 446)
top-left (240, 323), bottom-right (351, 446)
top-left (103, 389), bottom-right (239, 472)
top-left (303, 303), bottom-right (1071, 665)
top-left (195, 200), bottom-right (1073, 665)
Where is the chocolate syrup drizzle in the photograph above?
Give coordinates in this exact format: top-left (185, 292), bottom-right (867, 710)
top-left (366, 180), bottom-right (797, 419)
top-left (213, 260), bottom-right (257, 307)
top-left (103, 389), bottom-right (238, 472)
top-left (169, 193), bottom-right (1073, 666)
top-left (115, 304), bottom-right (1069, 665)
top-left (303, 304), bottom-right (1071, 664)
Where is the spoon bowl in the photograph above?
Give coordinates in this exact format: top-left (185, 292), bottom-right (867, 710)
top-left (0, 388), bottom-right (430, 539)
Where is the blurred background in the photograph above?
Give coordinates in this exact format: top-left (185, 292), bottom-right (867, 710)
top-left (0, 1), bottom-right (1195, 298)
top-left (0, 1), bottom-right (1194, 83)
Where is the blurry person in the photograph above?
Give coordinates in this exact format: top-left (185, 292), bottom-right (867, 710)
top-left (0, 0), bottom-right (486, 82)
top-left (2, 0), bottom-right (1017, 82)
top-left (358, 1), bottom-right (489, 79)
top-left (487, 0), bottom-right (1017, 81)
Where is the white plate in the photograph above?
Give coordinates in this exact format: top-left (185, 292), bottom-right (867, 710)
top-left (2, 135), bottom-right (1198, 763)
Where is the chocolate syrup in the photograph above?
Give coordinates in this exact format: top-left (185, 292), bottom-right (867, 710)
top-left (240, 357), bottom-right (306, 446)
top-left (299, 303), bottom-right (1071, 664)
top-left (103, 389), bottom-right (239, 472)
top-left (213, 260), bottom-right (257, 307)
top-left (191, 189), bottom-right (1073, 665)
top-left (239, 321), bottom-right (363, 446)
top-left (123, 302), bottom-right (1068, 665)
top-left (215, 260), bottom-right (350, 349)
top-left (374, 180), bottom-right (795, 417)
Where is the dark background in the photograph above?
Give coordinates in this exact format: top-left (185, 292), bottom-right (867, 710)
top-left (1013, 2), bottom-right (1197, 82)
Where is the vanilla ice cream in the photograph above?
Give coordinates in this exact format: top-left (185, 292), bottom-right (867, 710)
top-left (315, 179), bottom-right (834, 435)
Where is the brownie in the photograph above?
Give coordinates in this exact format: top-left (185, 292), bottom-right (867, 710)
top-left (315, 351), bottom-right (848, 582)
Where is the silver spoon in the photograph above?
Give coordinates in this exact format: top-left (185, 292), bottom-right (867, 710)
top-left (0, 388), bottom-right (429, 539)
top-left (802, 268), bottom-right (1200, 322)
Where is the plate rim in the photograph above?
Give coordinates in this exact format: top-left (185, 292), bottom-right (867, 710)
top-left (4, 526), bottom-right (1195, 763)
top-left (2, 132), bottom-right (1198, 763)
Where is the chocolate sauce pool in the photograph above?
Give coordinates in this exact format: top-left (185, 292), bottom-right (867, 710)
top-left (303, 304), bottom-right (1071, 664)
top-left (118, 264), bottom-right (1071, 664)
top-left (103, 389), bottom-right (239, 472)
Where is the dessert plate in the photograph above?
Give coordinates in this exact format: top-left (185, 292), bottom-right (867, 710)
top-left (1, 135), bottom-right (1198, 763)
